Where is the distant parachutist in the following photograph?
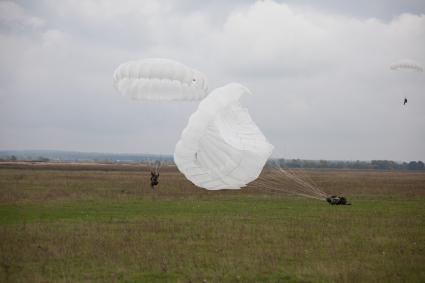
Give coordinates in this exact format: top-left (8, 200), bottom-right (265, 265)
top-left (326, 195), bottom-right (351, 205)
top-left (403, 97), bottom-right (407, 105)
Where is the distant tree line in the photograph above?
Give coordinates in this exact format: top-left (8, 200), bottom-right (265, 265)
top-left (0, 155), bottom-right (50, 162)
top-left (270, 159), bottom-right (425, 171)
top-left (0, 150), bottom-right (175, 164)
top-left (1, 154), bottom-right (424, 171)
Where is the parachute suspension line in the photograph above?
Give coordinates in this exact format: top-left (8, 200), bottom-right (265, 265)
top-left (154, 160), bottom-right (162, 174)
top-left (148, 159), bottom-right (162, 174)
top-left (253, 176), bottom-right (306, 197)
top-left (253, 177), bottom-right (325, 200)
top-left (256, 174), bottom-right (325, 200)
top-left (274, 161), bottom-right (322, 194)
top-left (258, 185), bottom-right (324, 200)
top-left (252, 160), bottom-right (327, 200)
top-left (275, 167), bottom-right (327, 198)
top-left (252, 178), bottom-right (325, 200)
top-left (269, 160), bottom-right (327, 198)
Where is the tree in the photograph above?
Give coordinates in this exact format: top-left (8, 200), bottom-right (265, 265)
top-left (407, 161), bottom-right (419, 170)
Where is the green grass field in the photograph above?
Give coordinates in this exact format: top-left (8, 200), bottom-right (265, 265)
top-left (0, 164), bottom-right (424, 282)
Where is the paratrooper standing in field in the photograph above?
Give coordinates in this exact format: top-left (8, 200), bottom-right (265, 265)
top-left (150, 171), bottom-right (160, 190)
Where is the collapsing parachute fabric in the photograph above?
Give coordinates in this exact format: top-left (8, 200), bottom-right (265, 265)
top-left (113, 58), bottom-right (208, 101)
top-left (174, 83), bottom-right (274, 190)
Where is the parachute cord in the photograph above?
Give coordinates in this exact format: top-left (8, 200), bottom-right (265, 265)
top-left (269, 161), bottom-right (327, 197)
top-left (284, 167), bottom-right (324, 197)
top-left (255, 184), bottom-right (325, 201)
top-left (156, 161), bottom-right (162, 174)
top-left (259, 170), bottom-right (325, 198)
top-left (257, 177), bottom-right (326, 200)
top-left (276, 168), bottom-right (327, 198)
top-left (250, 184), bottom-right (324, 201)
top-left (250, 162), bottom-right (327, 200)
top-left (256, 175), bottom-right (319, 198)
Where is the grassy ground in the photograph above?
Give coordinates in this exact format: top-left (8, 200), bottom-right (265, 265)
top-left (0, 164), bottom-right (424, 282)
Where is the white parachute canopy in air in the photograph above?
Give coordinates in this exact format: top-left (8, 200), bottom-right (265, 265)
top-left (174, 83), bottom-right (274, 190)
top-left (113, 58), bottom-right (208, 101)
top-left (390, 59), bottom-right (423, 72)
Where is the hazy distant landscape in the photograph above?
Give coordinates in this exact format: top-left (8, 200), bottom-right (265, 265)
top-left (0, 150), bottom-right (174, 164)
top-left (1, 150), bottom-right (424, 171)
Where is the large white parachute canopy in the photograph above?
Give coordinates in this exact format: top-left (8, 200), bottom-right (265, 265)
top-left (113, 58), bottom-right (208, 101)
top-left (174, 83), bottom-right (274, 190)
top-left (390, 59), bottom-right (423, 72)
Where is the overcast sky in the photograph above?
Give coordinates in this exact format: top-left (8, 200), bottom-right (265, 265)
top-left (0, 0), bottom-right (424, 161)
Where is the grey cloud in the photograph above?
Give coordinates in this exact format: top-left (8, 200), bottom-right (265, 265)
top-left (0, 1), bottom-right (45, 29)
top-left (0, 1), bottom-right (424, 161)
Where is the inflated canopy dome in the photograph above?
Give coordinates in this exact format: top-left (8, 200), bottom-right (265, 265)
top-left (174, 83), bottom-right (274, 190)
top-left (113, 58), bottom-right (208, 101)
